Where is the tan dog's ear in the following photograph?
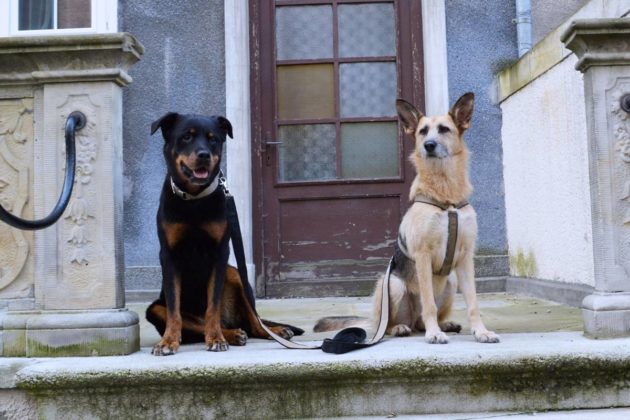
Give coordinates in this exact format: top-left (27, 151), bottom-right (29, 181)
top-left (396, 99), bottom-right (423, 135)
top-left (449, 92), bottom-right (474, 132)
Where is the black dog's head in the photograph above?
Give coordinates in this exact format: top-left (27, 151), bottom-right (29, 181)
top-left (151, 113), bottom-right (233, 194)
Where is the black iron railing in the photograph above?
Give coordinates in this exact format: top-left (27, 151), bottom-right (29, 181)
top-left (0, 111), bottom-right (86, 230)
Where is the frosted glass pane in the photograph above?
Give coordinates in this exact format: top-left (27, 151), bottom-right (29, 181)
top-left (276, 5), bottom-right (333, 60)
top-left (278, 125), bottom-right (337, 182)
top-left (340, 62), bottom-right (397, 118)
top-left (338, 3), bottom-right (396, 58)
top-left (341, 122), bottom-right (399, 179)
top-left (58, 0), bottom-right (91, 29)
top-left (277, 64), bottom-right (335, 120)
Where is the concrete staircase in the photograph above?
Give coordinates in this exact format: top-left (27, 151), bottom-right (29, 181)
top-left (2, 294), bottom-right (630, 418)
top-left (2, 331), bottom-right (630, 418)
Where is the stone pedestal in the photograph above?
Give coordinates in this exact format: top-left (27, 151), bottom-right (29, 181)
top-left (562, 19), bottom-right (630, 338)
top-left (0, 34), bottom-right (144, 355)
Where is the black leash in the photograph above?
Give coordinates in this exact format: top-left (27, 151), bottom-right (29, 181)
top-left (220, 175), bottom-right (391, 354)
top-left (221, 175), bottom-right (257, 311)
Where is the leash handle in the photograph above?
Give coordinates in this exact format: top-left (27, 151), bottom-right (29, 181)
top-left (251, 257), bottom-right (393, 352)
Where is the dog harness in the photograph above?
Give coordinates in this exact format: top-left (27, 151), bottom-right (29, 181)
top-left (170, 175), bottom-right (220, 200)
top-left (397, 194), bottom-right (470, 276)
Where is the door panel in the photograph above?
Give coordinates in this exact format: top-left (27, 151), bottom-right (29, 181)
top-left (250, 0), bottom-right (424, 297)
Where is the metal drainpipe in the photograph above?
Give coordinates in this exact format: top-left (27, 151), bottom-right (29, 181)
top-left (515, 0), bottom-right (532, 57)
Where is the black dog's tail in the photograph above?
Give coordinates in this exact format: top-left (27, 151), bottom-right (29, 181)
top-left (313, 316), bottom-right (370, 332)
top-left (261, 319), bottom-right (305, 336)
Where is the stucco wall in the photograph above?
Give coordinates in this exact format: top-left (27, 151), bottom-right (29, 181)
top-left (532, 0), bottom-right (589, 44)
top-left (445, 0), bottom-right (517, 261)
top-left (501, 54), bottom-right (594, 286)
top-left (121, 0), bottom-right (226, 289)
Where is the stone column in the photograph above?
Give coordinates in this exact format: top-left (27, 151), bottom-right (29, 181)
top-left (0, 34), bottom-right (144, 356)
top-left (562, 19), bottom-right (630, 338)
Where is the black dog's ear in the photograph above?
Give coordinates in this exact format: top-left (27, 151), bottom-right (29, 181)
top-left (396, 99), bottom-right (423, 135)
top-left (150, 112), bottom-right (179, 138)
top-left (449, 92), bottom-right (474, 132)
top-left (216, 116), bottom-right (233, 139)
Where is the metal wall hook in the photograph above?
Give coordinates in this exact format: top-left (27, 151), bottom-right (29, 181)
top-left (69, 111), bottom-right (87, 130)
top-left (0, 111), bottom-right (87, 230)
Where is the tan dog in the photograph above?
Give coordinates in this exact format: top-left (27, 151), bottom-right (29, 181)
top-left (315, 92), bottom-right (499, 344)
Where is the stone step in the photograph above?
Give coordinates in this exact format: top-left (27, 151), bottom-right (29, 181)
top-left (3, 331), bottom-right (630, 418)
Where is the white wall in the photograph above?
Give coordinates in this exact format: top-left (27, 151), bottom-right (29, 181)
top-left (501, 54), bottom-right (594, 286)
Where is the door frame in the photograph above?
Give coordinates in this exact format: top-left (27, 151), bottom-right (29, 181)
top-left (242, 0), bottom-right (450, 296)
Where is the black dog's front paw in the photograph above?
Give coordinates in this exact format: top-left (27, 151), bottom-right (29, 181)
top-left (152, 337), bottom-right (180, 356)
top-left (206, 338), bottom-right (229, 352)
top-left (225, 329), bottom-right (248, 346)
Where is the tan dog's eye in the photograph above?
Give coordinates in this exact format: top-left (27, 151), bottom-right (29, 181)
top-left (438, 125), bottom-right (450, 134)
top-left (182, 133), bottom-right (193, 143)
top-left (419, 126), bottom-right (429, 136)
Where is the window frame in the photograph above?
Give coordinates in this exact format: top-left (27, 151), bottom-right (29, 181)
top-left (0, 0), bottom-right (117, 37)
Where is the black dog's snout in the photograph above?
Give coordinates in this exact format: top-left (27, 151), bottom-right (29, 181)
top-left (197, 150), bottom-right (210, 160)
top-left (424, 140), bottom-right (437, 153)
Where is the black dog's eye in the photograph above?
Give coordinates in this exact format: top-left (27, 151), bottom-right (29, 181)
top-left (182, 133), bottom-right (193, 143)
top-left (438, 125), bottom-right (450, 134)
top-left (419, 126), bottom-right (429, 136)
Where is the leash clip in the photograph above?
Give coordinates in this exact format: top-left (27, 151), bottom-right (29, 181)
top-left (218, 170), bottom-right (230, 195)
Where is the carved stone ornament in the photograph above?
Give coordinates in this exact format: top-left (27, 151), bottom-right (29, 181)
top-left (610, 87), bottom-right (630, 231)
top-left (0, 98), bottom-right (33, 290)
top-left (612, 90), bottom-right (630, 164)
top-left (61, 108), bottom-right (98, 266)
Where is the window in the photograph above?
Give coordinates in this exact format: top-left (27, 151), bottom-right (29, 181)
top-left (0, 0), bottom-right (117, 36)
top-left (274, 2), bottom-right (400, 182)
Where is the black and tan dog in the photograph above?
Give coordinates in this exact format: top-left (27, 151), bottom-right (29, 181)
top-left (147, 112), bottom-right (302, 356)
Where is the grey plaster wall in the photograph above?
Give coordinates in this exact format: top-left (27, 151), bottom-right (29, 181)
top-left (445, 0), bottom-right (518, 258)
top-left (532, 0), bottom-right (589, 44)
top-left (121, 0), bottom-right (226, 287)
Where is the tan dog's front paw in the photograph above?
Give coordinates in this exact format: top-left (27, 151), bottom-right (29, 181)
top-left (206, 337), bottom-right (229, 352)
top-left (152, 336), bottom-right (180, 356)
top-left (425, 330), bottom-right (449, 344)
top-left (473, 329), bottom-right (500, 343)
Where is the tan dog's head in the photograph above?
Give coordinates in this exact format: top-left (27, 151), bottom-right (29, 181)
top-left (396, 92), bottom-right (474, 160)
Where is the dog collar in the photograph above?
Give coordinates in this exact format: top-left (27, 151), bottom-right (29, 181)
top-left (170, 176), bottom-right (220, 200)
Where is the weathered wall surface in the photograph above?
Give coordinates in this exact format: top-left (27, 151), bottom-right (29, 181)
top-left (445, 0), bottom-right (517, 261)
top-left (501, 54), bottom-right (594, 286)
top-left (497, 0), bottom-right (630, 287)
top-left (532, 0), bottom-right (589, 44)
top-left (121, 0), bottom-right (226, 290)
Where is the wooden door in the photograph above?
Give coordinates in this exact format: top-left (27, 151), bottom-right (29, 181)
top-left (250, 0), bottom-right (423, 297)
